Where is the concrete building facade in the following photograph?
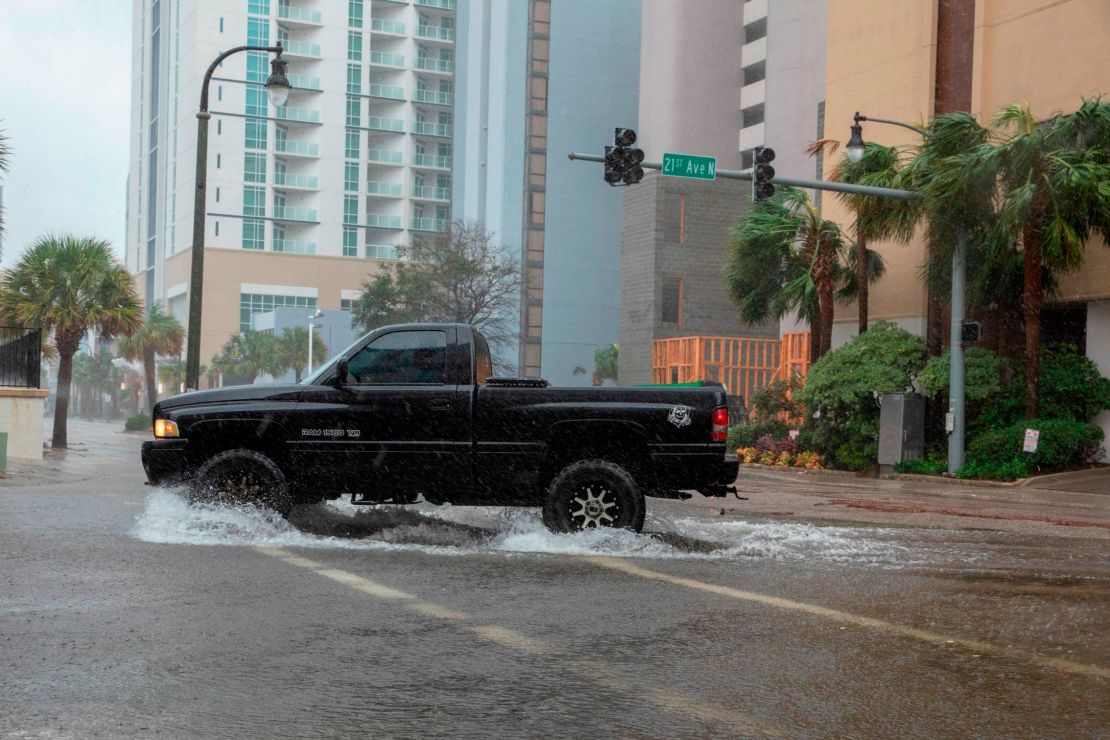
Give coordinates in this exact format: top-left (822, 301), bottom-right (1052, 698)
top-left (619, 0), bottom-right (828, 383)
top-left (821, 0), bottom-right (1110, 443)
top-left (127, 0), bottom-right (458, 381)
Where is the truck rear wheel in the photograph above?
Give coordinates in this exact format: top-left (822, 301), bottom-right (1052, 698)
top-left (542, 460), bottom-right (645, 534)
top-left (192, 449), bottom-right (293, 517)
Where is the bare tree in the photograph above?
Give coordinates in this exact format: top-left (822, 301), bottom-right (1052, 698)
top-left (353, 220), bottom-right (521, 353)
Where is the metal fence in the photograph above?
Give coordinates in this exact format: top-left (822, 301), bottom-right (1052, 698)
top-left (0, 327), bottom-right (42, 388)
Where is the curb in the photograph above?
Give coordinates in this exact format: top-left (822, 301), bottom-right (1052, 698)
top-left (737, 463), bottom-right (862, 479)
top-left (879, 472), bottom-right (1024, 489)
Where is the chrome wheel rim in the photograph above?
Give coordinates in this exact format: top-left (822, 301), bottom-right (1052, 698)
top-left (569, 485), bottom-right (619, 529)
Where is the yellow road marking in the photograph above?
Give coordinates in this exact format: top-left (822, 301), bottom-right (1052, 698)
top-left (587, 556), bottom-right (1110, 680)
top-left (254, 546), bottom-right (778, 734)
top-left (316, 568), bottom-right (416, 600)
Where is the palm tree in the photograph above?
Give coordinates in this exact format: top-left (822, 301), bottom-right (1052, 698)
top-left (210, 330), bottom-right (285, 385)
top-left (0, 127), bottom-right (9, 258)
top-left (913, 101), bottom-right (1110, 416)
top-left (157, 357), bottom-right (195, 397)
top-left (808, 140), bottom-right (913, 333)
top-left (118, 302), bottom-right (185, 414)
top-left (0, 235), bottom-right (141, 448)
top-left (274, 325), bottom-right (327, 383)
top-left (725, 186), bottom-right (883, 362)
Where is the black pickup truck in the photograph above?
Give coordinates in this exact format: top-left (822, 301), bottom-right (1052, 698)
top-left (142, 323), bottom-right (738, 533)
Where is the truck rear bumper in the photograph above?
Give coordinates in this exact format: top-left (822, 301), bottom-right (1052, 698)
top-left (141, 439), bottom-right (193, 485)
top-left (649, 450), bottom-right (738, 496)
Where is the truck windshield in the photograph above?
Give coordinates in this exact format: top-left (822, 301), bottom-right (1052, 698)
top-left (300, 335), bottom-right (367, 385)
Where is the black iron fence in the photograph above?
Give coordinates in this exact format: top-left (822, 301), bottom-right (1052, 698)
top-left (0, 327), bottom-right (42, 388)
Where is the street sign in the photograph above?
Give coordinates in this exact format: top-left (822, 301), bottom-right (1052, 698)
top-left (1023, 428), bottom-right (1040, 453)
top-left (662, 152), bottom-right (717, 180)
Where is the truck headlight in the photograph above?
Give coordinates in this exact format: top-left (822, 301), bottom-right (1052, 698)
top-left (154, 419), bottom-right (180, 438)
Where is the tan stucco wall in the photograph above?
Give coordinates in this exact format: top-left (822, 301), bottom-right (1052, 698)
top-left (164, 248), bottom-right (389, 385)
top-left (0, 388), bottom-right (49, 460)
top-left (823, 0), bottom-right (937, 334)
top-left (824, 0), bottom-right (1110, 335)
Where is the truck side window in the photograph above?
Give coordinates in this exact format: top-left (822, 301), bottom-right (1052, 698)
top-left (473, 331), bottom-right (493, 385)
top-left (347, 330), bottom-right (448, 385)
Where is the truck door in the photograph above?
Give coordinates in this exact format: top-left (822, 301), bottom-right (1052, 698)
top-left (294, 328), bottom-right (467, 499)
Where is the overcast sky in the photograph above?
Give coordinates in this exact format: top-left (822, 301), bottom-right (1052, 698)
top-left (0, 0), bottom-right (133, 269)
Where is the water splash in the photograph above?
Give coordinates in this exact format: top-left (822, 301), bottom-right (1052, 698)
top-left (131, 488), bottom-right (930, 566)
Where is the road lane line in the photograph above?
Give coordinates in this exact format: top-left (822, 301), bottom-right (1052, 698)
top-left (586, 556), bottom-right (1110, 680)
top-left (254, 546), bottom-right (779, 734)
top-left (315, 568), bottom-right (416, 600)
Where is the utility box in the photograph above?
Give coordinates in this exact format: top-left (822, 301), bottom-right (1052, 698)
top-left (878, 392), bottom-right (925, 470)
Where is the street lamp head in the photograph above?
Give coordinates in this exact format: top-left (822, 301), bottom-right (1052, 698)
top-left (266, 46), bottom-right (291, 108)
top-left (846, 112), bottom-right (866, 163)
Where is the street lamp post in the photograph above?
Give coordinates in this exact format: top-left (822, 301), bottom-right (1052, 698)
top-left (307, 309), bottom-right (323, 376)
top-left (184, 43), bottom-right (291, 391)
top-left (848, 112), bottom-right (968, 474)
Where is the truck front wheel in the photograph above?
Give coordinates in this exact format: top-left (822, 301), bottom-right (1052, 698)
top-left (191, 449), bottom-right (293, 518)
top-left (542, 460), bottom-right (645, 534)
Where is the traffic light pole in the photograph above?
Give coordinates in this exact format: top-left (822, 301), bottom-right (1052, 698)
top-left (567, 153), bottom-right (920, 201)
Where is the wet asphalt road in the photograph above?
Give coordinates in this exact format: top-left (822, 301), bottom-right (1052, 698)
top-left (2, 422), bottom-right (1109, 738)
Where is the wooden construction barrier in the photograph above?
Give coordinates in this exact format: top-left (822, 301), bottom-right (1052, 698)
top-left (652, 332), bottom-right (812, 405)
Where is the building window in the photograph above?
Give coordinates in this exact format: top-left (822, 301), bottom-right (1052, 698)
top-left (343, 195), bottom-right (358, 225)
top-left (240, 293), bottom-right (316, 333)
top-left (345, 129), bottom-right (360, 159)
top-left (661, 276), bottom-right (683, 325)
top-left (344, 162), bottom-right (359, 192)
top-left (341, 298), bottom-right (355, 311)
top-left (742, 103), bottom-right (764, 128)
top-left (215, 187), bottom-right (221, 203)
top-left (245, 85), bottom-right (267, 116)
top-left (219, 17), bottom-right (224, 33)
top-left (244, 152), bottom-right (266, 183)
top-left (245, 120), bottom-right (267, 150)
top-left (215, 221), bottom-right (220, 236)
top-left (742, 60), bottom-right (766, 86)
top-left (343, 226), bottom-right (357, 257)
top-left (346, 64), bottom-right (362, 94)
top-left (348, 0), bottom-right (363, 28)
top-left (346, 95), bottom-right (361, 126)
top-left (743, 17), bottom-right (767, 43)
top-left (247, 0), bottom-right (269, 15)
top-left (348, 32), bottom-right (362, 61)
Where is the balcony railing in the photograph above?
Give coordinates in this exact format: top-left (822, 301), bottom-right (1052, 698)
top-left (371, 18), bottom-right (406, 35)
top-left (368, 116), bottom-right (406, 133)
top-left (366, 214), bottom-right (403, 229)
top-left (277, 6), bottom-right (321, 24)
top-left (366, 244), bottom-right (400, 260)
top-left (370, 51), bottom-right (406, 68)
top-left (412, 120), bottom-right (452, 137)
top-left (368, 181), bottom-right (403, 196)
top-left (411, 217), bottom-right (447, 231)
top-left (273, 206), bottom-right (318, 222)
top-left (369, 84), bottom-right (405, 100)
top-left (287, 74), bottom-right (321, 91)
top-left (367, 149), bottom-right (405, 165)
top-left (415, 0), bottom-right (456, 10)
top-left (412, 185), bottom-right (450, 200)
top-left (275, 139), bottom-right (319, 156)
top-left (416, 25), bottom-right (455, 42)
top-left (414, 57), bottom-right (454, 74)
top-left (272, 239), bottom-right (317, 254)
top-left (274, 172), bottom-right (319, 189)
top-left (274, 105), bottom-right (320, 123)
top-left (282, 40), bottom-right (321, 57)
top-left (412, 89), bottom-right (453, 106)
top-left (412, 153), bottom-right (452, 169)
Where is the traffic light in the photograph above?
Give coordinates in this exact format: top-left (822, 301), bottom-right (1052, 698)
top-left (604, 128), bottom-right (645, 186)
top-left (752, 146), bottom-right (776, 202)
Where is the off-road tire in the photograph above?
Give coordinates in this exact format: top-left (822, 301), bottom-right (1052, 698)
top-left (541, 459), bottom-right (645, 533)
top-left (191, 449), bottom-right (293, 517)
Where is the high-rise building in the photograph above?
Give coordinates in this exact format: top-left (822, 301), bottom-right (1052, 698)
top-left (619, 0), bottom-right (828, 384)
top-left (127, 0), bottom-right (457, 379)
top-left (821, 0), bottom-right (1110, 446)
top-left (454, 0), bottom-right (641, 381)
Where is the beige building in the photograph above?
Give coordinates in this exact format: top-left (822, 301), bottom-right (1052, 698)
top-left (822, 0), bottom-right (1110, 439)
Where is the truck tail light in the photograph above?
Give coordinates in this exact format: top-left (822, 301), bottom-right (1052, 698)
top-left (711, 406), bottom-right (728, 442)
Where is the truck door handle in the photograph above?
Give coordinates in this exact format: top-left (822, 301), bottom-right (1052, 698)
top-left (429, 401), bottom-right (452, 412)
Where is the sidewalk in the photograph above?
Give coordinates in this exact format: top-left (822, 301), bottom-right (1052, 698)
top-left (687, 466), bottom-right (1110, 538)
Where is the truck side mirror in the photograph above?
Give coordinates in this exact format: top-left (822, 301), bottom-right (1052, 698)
top-left (334, 358), bottom-right (349, 386)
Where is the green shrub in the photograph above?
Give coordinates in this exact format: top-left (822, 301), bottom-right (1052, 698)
top-left (726, 421), bottom-right (790, 453)
top-left (1040, 345), bottom-right (1110, 422)
top-left (894, 456), bottom-right (947, 476)
top-left (956, 459), bottom-right (1030, 481)
top-left (918, 347), bottom-right (1006, 401)
top-left (749, 376), bottom-right (803, 424)
top-left (795, 322), bottom-right (927, 471)
top-left (967, 418), bottom-right (1104, 473)
top-left (124, 413), bottom-right (152, 432)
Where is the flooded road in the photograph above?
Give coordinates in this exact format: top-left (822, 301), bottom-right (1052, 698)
top-left (3, 440), bottom-right (1108, 738)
